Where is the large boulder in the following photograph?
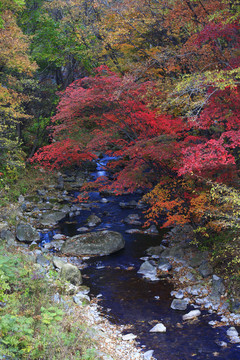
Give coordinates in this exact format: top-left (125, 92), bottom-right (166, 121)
top-left (61, 230), bottom-right (125, 256)
top-left (16, 223), bottom-right (40, 243)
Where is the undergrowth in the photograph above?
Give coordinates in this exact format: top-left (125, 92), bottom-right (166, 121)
top-left (0, 246), bottom-right (99, 359)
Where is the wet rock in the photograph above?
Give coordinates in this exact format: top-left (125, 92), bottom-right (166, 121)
top-left (161, 245), bottom-right (185, 259)
top-left (86, 214), bottom-right (101, 227)
top-left (61, 230), bottom-right (125, 256)
top-left (198, 261), bottom-right (213, 278)
top-left (40, 211), bottom-right (66, 226)
top-left (149, 323), bottom-right (166, 333)
top-left (138, 261), bottom-right (157, 280)
top-left (16, 223), bottom-right (40, 243)
top-left (182, 310), bottom-right (201, 320)
top-left (170, 299), bottom-right (188, 310)
top-left (60, 263), bottom-right (82, 285)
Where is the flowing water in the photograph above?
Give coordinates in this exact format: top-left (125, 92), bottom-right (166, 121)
top-left (44, 157), bottom-right (240, 360)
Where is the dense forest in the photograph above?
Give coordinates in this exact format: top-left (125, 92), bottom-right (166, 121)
top-left (1, 0), bottom-right (239, 261)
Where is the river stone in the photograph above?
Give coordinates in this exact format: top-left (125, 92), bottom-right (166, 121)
top-left (40, 211), bottom-right (66, 226)
top-left (170, 299), bottom-right (188, 310)
top-left (138, 260), bottom-right (156, 274)
top-left (147, 245), bottom-right (165, 256)
top-left (157, 259), bottom-right (172, 272)
top-left (16, 223), bottom-right (40, 243)
top-left (0, 222), bottom-right (9, 232)
top-left (60, 263), bottom-right (82, 285)
top-left (144, 225), bottom-right (159, 235)
top-left (1, 230), bottom-right (15, 246)
top-left (61, 230), bottom-right (125, 256)
top-left (182, 310), bottom-right (201, 320)
top-left (53, 256), bottom-right (67, 269)
top-left (227, 327), bottom-right (240, 343)
top-left (143, 350), bottom-right (154, 360)
top-left (211, 275), bottom-right (225, 298)
top-left (198, 261), bottom-right (213, 278)
top-left (149, 323), bottom-right (166, 333)
top-left (86, 214), bottom-right (101, 227)
top-left (122, 333), bottom-right (137, 341)
top-left (189, 252), bottom-right (208, 268)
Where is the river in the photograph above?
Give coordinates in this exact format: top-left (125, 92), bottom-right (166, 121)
top-left (44, 157), bottom-right (240, 360)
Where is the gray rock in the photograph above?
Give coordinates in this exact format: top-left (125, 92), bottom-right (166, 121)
top-left (119, 200), bottom-right (138, 209)
top-left (198, 261), bottom-right (213, 278)
top-left (138, 261), bottom-right (156, 274)
top-left (189, 252), bottom-right (208, 268)
top-left (125, 229), bottom-right (142, 234)
top-left (149, 323), bottom-right (166, 332)
top-left (170, 299), bottom-right (188, 310)
top-left (138, 261), bottom-right (158, 281)
top-left (86, 214), bottom-right (101, 227)
top-left (73, 292), bottom-right (90, 305)
top-left (211, 275), bottom-right (225, 297)
top-left (144, 225), bottom-right (159, 235)
top-left (60, 263), bottom-right (82, 285)
top-left (40, 211), bottom-right (66, 226)
top-left (61, 230), bottom-right (125, 256)
top-left (77, 227), bottom-right (89, 233)
top-left (124, 214), bottom-right (141, 225)
top-left (147, 245), bottom-right (165, 256)
top-left (53, 256), bottom-right (67, 269)
top-left (171, 290), bottom-right (184, 299)
top-left (36, 254), bottom-right (50, 267)
top-left (0, 222), bottom-right (8, 232)
top-left (157, 259), bottom-right (172, 272)
top-left (122, 333), bottom-right (137, 341)
top-left (1, 230), bottom-right (15, 246)
top-left (49, 240), bottom-right (65, 251)
top-left (182, 310), bottom-right (201, 320)
top-left (60, 204), bottom-right (71, 213)
top-left (143, 350), bottom-right (154, 360)
top-left (16, 223), bottom-right (40, 243)
top-left (227, 327), bottom-right (240, 343)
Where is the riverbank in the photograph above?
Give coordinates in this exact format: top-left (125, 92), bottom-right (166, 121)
top-left (1, 163), bottom-right (240, 359)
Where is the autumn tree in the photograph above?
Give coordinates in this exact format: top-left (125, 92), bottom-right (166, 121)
top-left (0, 1), bottom-right (36, 178)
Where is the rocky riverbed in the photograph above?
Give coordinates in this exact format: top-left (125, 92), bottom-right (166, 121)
top-left (1, 162), bottom-right (240, 359)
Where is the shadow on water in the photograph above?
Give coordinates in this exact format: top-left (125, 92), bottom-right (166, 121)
top-left (51, 158), bottom-right (240, 359)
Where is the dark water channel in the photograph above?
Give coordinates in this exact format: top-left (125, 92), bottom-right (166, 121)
top-left (45, 157), bottom-right (240, 360)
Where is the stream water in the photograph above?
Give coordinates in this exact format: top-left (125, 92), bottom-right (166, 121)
top-left (44, 157), bottom-right (240, 360)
